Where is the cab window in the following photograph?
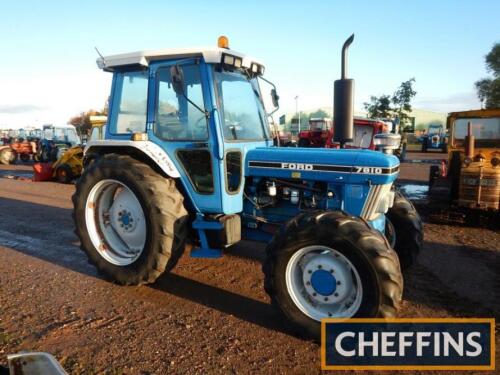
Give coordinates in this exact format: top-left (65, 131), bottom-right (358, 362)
top-left (154, 65), bottom-right (208, 141)
top-left (111, 71), bottom-right (149, 134)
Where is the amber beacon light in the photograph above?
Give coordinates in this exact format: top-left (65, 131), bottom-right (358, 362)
top-left (218, 35), bottom-right (229, 49)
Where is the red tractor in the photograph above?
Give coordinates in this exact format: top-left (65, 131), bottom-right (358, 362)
top-left (297, 118), bottom-right (332, 147)
top-left (297, 117), bottom-right (388, 149)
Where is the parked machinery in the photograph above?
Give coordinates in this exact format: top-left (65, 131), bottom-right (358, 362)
top-left (297, 118), bottom-right (333, 147)
top-left (420, 124), bottom-right (448, 153)
top-left (72, 36), bottom-right (422, 339)
top-left (429, 109), bottom-right (500, 217)
top-left (37, 124), bottom-right (81, 162)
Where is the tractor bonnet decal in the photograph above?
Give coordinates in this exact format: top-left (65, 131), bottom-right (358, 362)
top-left (248, 161), bottom-right (399, 175)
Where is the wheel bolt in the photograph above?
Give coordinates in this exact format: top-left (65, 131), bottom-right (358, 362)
top-left (313, 293), bottom-right (317, 297)
top-left (328, 313), bottom-right (332, 317)
top-left (317, 265), bottom-right (322, 269)
top-left (306, 281), bottom-right (311, 286)
top-left (330, 269), bottom-right (334, 273)
top-left (337, 281), bottom-right (341, 285)
top-left (308, 270), bottom-right (312, 274)
top-left (118, 212), bottom-right (122, 216)
top-left (324, 297), bottom-right (328, 302)
top-left (334, 292), bottom-right (339, 297)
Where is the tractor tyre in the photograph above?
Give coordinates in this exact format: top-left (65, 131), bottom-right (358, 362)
top-left (263, 210), bottom-right (403, 340)
top-left (72, 154), bottom-right (189, 285)
top-left (0, 148), bottom-right (14, 165)
top-left (56, 163), bottom-right (73, 184)
top-left (298, 138), bottom-right (310, 147)
top-left (19, 153), bottom-right (30, 162)
top-left (386, 191), bottom-right (423, 269)
top-left (421, 142), bottom-right (427, 152)
top-left (429, 165), bottom-right (440, 188)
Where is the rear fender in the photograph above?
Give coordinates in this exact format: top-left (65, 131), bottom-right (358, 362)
top-left (85, 140), bottom-right (180, 178)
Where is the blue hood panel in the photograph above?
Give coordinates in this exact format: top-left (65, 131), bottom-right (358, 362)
top-left (245, 147), bottom-right (399, 184)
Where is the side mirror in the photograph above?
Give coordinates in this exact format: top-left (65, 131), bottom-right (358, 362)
top-left (271, 88), bottom-right (280, 108)
top-left (170, 65), bottom-right (185, 96)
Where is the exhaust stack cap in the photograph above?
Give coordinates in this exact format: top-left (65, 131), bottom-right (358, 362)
top-left (333, 34), bottom-right (355, 146)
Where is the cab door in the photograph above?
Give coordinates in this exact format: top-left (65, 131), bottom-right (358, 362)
top-left (147, 59), bottom-right (229, 214)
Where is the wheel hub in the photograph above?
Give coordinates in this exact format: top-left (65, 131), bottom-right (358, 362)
top-left (310, 269), bottom-right (336, 296)
top-left (301, 254), bottom-right (353, 304)
top-left (118, 210), bottom-right (135, 232)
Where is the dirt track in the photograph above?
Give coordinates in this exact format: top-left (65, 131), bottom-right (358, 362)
top-left (0, 152), bottom-right (499, 374)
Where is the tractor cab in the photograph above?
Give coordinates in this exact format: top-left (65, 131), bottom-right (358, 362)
top-left (91, 37), bottom-right (273, 215)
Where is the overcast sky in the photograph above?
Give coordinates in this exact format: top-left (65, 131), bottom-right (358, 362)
top-left (0, 0), bottom-right (498, 128)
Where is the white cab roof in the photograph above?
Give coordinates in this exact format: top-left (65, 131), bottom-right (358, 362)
top-left (97, 47), bottom-right (264, 72)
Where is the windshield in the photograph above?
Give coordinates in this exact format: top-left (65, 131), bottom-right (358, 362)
top-left (45, 127), bottom-right (80, 145)
top-left (428, 125), bottom-right (442, 135)
top-left (453, 117), bottom-right (499, 139)
top-left (214, 70), bottom-right (269, 141)
top-left (310, 121), bottom-right (327, 131)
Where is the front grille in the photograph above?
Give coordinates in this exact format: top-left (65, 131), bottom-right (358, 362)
top-left (459, 168), bottom-right (500, 210)
top-left (361, 184), bottom-right (392, 220)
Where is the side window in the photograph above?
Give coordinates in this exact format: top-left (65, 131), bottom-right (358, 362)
top-left (111, 71), bottom-right (148, 134)
top-left (225, 151), bottom-right (242, 193)
top-left (155, 65), bottom-right (208, 141)
top-left (177, 149), bottom-right (213, 193)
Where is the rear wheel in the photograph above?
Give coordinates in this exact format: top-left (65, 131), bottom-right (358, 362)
top-left (387, 191), bottom-right (423, 269)
top-left (72, 154), bottom-right (189, 285)
top-left (429, 165), bottom-right (440, 188)
top-left (263, 211), bottom-right (403, 339)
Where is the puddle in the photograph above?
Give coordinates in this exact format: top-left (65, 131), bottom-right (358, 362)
top-left (0, 170), bottom-right (33, 180)
top-left (398, 183), bottom-right (428, 200)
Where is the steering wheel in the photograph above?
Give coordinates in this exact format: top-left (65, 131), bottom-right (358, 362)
top-left (190, 116), bottom-right (207, 138)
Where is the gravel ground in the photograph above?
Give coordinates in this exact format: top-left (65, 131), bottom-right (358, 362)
top-left (0, 151), bottom-right (498, 374)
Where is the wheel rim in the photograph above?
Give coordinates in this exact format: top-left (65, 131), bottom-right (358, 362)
top-left (285, 246), bottom-right (363, 321)
top-left (85, 179), bottom-right (147, 266)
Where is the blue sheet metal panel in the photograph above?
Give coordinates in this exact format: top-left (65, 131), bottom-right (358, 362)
top-left (245, 147), bottom-right (399, 185)
top-left (342, 183), bottom-right (371, 216)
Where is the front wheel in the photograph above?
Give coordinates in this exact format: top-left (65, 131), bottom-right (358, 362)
top-left (19, 153), bottom-right (30, 162)
top-left (0, 148), bottom-right (14, 165)
top-left (72, 154), bottom-right (189, 285)
top-left (263, 211), bottom-right (403, 340)
top-left (56, 163), bottom-right (73, 183)
top-left (298, 138), bottom-right (310, 147)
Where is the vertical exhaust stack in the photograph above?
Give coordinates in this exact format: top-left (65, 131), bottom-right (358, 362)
top-left (465, 121), bottom-right (475, 159)
top-left (334, 34), bottom-right (355, 148)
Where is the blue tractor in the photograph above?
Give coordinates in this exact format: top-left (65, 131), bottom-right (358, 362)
top-left (73, 36), bottom-right (422, 339)
top-left (420, 124), bottom-right (448, 153)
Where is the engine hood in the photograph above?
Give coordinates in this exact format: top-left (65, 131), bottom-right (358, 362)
top-left (245, 147), bottom-right (399, 185)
